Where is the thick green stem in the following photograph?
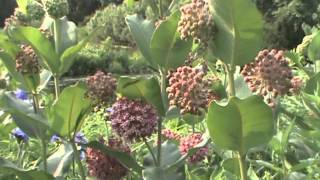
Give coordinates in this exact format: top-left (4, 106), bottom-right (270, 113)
top-left (32, 94), bottom-right (47, 172)
top-left (226, 65), bottom-right (236, 97)
top-left (159, 0), bottom-right (163, 17)
top-left (41, 139), bottom-right (48, 172)
top-left (53, 19), bottom-right (62, 55)
top-left (143, 137), bottom-right (157, 166)
top-left (71, 141), bottom-right (86, 180)
top-left (157, 70), bottom-right (167, 167)
top-left (238, 152), bottom-right (247, 180)
top-left (315, 60), bottom-right (320, 73)
top-left (54, 76), bottom-right (60, 100)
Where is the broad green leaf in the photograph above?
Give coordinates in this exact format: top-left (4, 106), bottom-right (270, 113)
top-left (222, 158), bottom-right (240, 176)
top-left (38, 69), bottom-right (52, 91)
top-left (117, 75), bottom-right (165, 116)
top-left (305, 72), bottom-right (320, 95)
top-left (0, 92), bottom-right (49, 138)
top-left (206, 95), bottom-right (274, 154)
top-left (301, 93), bottom-right (320, 117)
top-left (59, 39), bottom-right (87, 75)
top-left (182, 112), bottom-right (205, 125)
top-left (126, 14), bottom-right (155, 66)
top-left (0, 32), bottom-right (19, 57)
top-left (0, 158), bottom-right (54, 180)
top-left (308, 30), bottom-right (320, 61)
top-left (142, 166), bottom-right (184, 180)
top-left (150, 11), bottom-right (192, 70)
top-left (11, 27), bottom-right (60, 73)
top-left (40, 143), bottom-right (73, 178)
top-left (0, 51), bottom-right (25, 85)
top-left (57, 18), bottom-right (77, 55)
top-left (209, 0), bottom-right (264, 65)
top-left (144, 141), bottom-right (181, 168)
top-left (59, 27), bottom-right (100, 75)
top-left (49, 83), bottom-right (91, 136)
top-left (86, 141), bottom-right (143, 174)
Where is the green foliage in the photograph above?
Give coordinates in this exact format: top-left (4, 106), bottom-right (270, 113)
top-left (117, 75), bottom-right (165, 115)
top-left (150, 11), bottom-right (192, 70)
top-left (0, 158), bottom-right (54, 180)
top-left (209, 0), bottom-right (264, 66)
top-left (65, 43), bottom-right (150, 76)
top-left (85, 3), bottom-right (145, 46)
top-left (255, 0), bottom-right (320, 49)
top-left (207, 96), bottom-right (274, 154)
top-left (49, 83), bottom-right (91, 136)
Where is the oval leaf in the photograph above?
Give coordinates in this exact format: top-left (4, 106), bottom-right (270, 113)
top-left (0, 92), bottom-right (50, 138)
top-left (308, 30), bottom-right (320, 61)
top-left (206, 95), bottom-right (274, 154)
top-left (49, 83), bottom-right (91, 136)
top-left (0, 158), bottom-right (54, 180)
top-left (150, 11), bottom-right (192, 70)
top-left (209, 0), bottom-right (264, 65)
top-left (117, 75), bottom-right (165, 116)
top-left (126, 14), bottom-right (155, 67)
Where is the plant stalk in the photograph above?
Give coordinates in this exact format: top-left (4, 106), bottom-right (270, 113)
top-left (32, 93), bottom-right (48, 172)
top-left (315, 60), bottom-right (320, 73)
top-left (226, 64), bottom-right (236, 97)
top-left (159, 0), bottom-right (163, 17)
top-left (54, 76), bottom-right (60, 100)
top-left (41, 138), bottom-right (48, 172)
top-left (143, 137), bottom-right (157, 166)
top-left (238, 152), bottom-right (247, 180)
top-left (71, 141), bottom-right (86, 180)
top-left (53, 19), bottom-right (62, 55)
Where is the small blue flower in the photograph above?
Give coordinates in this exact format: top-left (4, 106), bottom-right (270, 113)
top-left (74, 132), bottom-right (88, 145)
top-left (79, 149), bottom-right (86, 160)
top-left (106, 107), bottom-right (113, 113)
top-left (50, 134), bottom-right (61, 143)
top-left (12, 128), bottom-right (29, 143)
top-left (15, 89), bottom-right (28, 100)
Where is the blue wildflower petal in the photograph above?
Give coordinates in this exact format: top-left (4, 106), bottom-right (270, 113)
top-left (15, 89), bottom-right (28, 100)
top-left (50, 134), bottom-right (61, 143)
top-left (12, 128), bottom-right (29, 142)
top-left (74, 132), bottom-right (88, 144)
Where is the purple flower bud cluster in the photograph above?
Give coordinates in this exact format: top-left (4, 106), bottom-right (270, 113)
top-left (86, 138), bottom-right (130, 180)
top-left (179, 133), bottom-right (208, 164)
top-left (15, 45), bottom-right (40, 74)
top-left (178, 0), bottom-right (214, 46)
top-left (86, 70), bottom-right (117, 105)
top-left (241, 49), bottom-right (298, 107)
top-left (12, 128), bottom-right (29, 143)
top-left (110, 98), bottom-right (158, 141)
top-left (167, 66), bottom-right (210, 114)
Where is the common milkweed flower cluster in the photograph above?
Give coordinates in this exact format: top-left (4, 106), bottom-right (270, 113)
top-left (241, 49), bottom-right (303, 107)
top-left (86, 137), bottom-right (130, 180)
top-left (110, 97), bottom-right (158, 141)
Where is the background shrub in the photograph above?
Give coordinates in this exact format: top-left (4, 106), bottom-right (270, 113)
top-left (254, 0), bottom-right (320, 49)
top-left (84, 3), bottom-right (145, 46)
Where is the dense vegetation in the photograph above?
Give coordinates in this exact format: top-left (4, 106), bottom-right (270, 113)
top-left (1, 0), bottom-right (320, 180)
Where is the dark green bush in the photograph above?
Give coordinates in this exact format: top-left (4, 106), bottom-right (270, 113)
top-left (254, 0), bottom-right (320, 49)
top-left (65, 42), bottom-right (151, 77)
top-left (85, 3), bottom-right (145, 46)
